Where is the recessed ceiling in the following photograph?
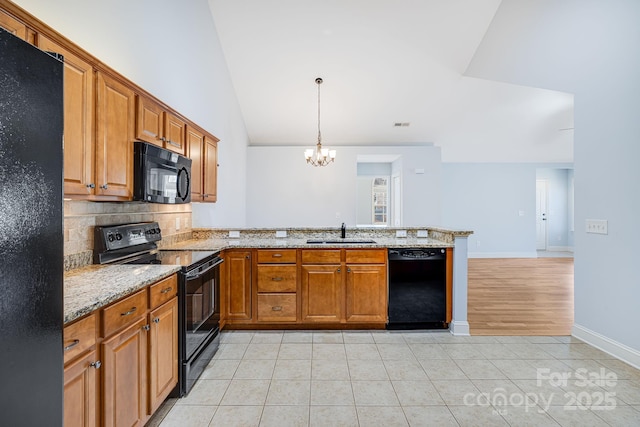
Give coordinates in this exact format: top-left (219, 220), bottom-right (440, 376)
top-left (208, 0), bottom-right (574, 162)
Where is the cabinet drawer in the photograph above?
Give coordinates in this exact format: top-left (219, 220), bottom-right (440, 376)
top-left (63, 313), bottom-right (97, 364)
top-left (149, 274), bottom-right (177, 309)
top-left (102, 289), bottom-right (148, 337)
top-left (257, 249), bottom-right (297, 264)
top-left (257, 294), bottom-right (297, 322)
top-left (257, 265), bottom-right (297, 292)
top-left (301, 249), bottom-right (341, 264)
top-left (345, 249), bottom-right (387, 264)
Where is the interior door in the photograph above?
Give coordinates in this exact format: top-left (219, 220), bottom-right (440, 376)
top-left (536, 180), bottom-right (548, 250)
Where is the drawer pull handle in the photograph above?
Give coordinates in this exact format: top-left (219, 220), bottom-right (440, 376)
top-left (272, 253), bottom-right (282, 257)
top-left (121, 307), bottom-right (137, 316)
top-left (64, 339), bottom-right (80, 352)
top-left (160, 286), bottom-right (173, 294)
top-left (272, 277), bottom-right (283, 281)
top-left (272, 306), bottom-right (283, 311)
top-left (90, 360), bottom-right (101, 369)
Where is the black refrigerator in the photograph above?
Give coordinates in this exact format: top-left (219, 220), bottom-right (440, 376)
top-left (0, 29), bottom-right (64, 425)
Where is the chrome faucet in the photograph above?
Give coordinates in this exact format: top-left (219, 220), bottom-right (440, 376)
top-left (341, 222), bottom-right (346, 239)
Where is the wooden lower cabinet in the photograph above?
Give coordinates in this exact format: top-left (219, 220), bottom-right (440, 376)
top-left (148, 297), bottom-right (179, 414)
top-left (225, 250), bottom-right (252, 320)
top-left (64, 349), bottom-right (100, 427)
top-left (300, 264), bottom-right (343, 323)
top-left (257, 293), bottom-right (297, 322)
top-left (102, 317), bottom-right (148, 427)
top-left (345, 264), bottom-right (387, 322)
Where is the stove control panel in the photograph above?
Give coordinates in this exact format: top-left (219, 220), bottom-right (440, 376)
top-left (95, 222), bottom-right (162, 252)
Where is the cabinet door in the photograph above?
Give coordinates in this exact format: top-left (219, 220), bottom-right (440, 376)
top-left (187, 126), bottom-right (204, 201)
top-left (345, 264), bottom-right (387, 323)
top-left (136, 96), bottom-right (164, 147)
top-left (226, 250), bottom-right (252, 320)
top-left (96, 72), bottom-right (135, 200)
top-left (203, 135), bottom-right (218, 202)
top-left (0, 9), bottom-right (26, 40)
top-left (148, 297), bottom-right (178, 414)
top-left (64, 349), bottom-right (100, 427)
top-left (301, 265), bottom-right (342, 323)
top-left (102, 317), bottom-right (147, 427)
top-left (38, 35), bottom-right (95, 197)
top-left (164, 112), bottom-right (186, 155)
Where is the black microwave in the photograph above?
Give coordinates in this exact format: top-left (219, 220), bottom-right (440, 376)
top-left (134, 141), bottom-right (192, 204)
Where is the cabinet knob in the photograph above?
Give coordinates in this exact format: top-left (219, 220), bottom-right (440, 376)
top-left (347, 268), bottom-right (351, 273)
top-left (100, 184), bottom-right (108, 190)
top-left (337, 268), bottom-right (341, 273)
top-left (153, 317), bottom-right (160, 323)
top-left (89, 360), bottom-right (101, 369)
top-left (86, 183), bottom-right (95, 189)
top-left (143, 324), bottom-right (150, 331)
top-left (246, 255), bottom-right (250, 259)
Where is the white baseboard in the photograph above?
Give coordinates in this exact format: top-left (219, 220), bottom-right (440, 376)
top-left (468, 251), bottom-right (538, 259)
top-left (450, 321), bottom-right (470, 336)
top-left (572, 324), bottom-right (640, 370)
top-left (545, 246), bottom-right (574, 252)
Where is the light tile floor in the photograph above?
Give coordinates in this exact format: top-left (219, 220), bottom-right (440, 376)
top-left (149, 330), bottom-right (640, 427)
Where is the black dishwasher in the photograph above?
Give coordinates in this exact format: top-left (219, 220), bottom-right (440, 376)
top-left (387, 248), bottom-right (447, 329)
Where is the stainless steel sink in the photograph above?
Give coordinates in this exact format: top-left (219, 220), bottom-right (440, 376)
top-left (306, 239), bottom-right (376, 244)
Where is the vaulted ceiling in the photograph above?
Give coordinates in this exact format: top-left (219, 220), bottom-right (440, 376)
top-left (208, 0), bottom-right (574, 162)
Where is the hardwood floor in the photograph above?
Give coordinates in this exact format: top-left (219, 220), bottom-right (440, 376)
top-left (468, 258), bottom-right (574, 336)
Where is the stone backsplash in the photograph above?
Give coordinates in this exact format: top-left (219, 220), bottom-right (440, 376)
top-left (64, 201), bottom-right (193, 270)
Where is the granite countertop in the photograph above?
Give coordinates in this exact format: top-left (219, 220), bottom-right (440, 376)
top-left (163, 236), bottom-right (453, 252)
top-left (64, 264), bottom-right (181, 324)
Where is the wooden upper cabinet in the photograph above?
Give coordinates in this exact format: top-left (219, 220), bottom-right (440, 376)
top-left (203, 135), bottom-right (218, 202)
top-left (0, 9), bottom-right (27, 41)
top-left (186, 126), bottom-right (204, 200)
top-left (135, 96), bottom-right (164, 147)
top-left (37, 35), bottom-right (96, 197)
top-left (135, 96), bottom-right (186, 155)
top-left (164, 112), bottom-right (186, 155)
top-left (96, 72), bottom-right (135, 200)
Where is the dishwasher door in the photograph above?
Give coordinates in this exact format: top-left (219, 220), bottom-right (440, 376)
top-left (387, 248), bottom-right (447, 330)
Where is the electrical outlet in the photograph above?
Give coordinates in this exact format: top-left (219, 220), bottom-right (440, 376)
top-left (275, 230), bottom-right (287, 238)
top-left (335, 212), bottom-right (341, 219)
top-left (416, 230), bottom-right (428, 238)
top-left (175, 217), bottom-right (180, 231)
top-left (586, 219), bottom-right (608, 235)
top-left (228, 230), bottom-right (240, 238)
top-left (395, 230), bottom-right (407, 238)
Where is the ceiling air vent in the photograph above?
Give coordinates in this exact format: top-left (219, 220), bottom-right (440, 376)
top-left (394, 122), bottom-right (410, 127)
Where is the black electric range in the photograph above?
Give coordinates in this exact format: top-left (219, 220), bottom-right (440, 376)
top-left (93, 221), bottom-right (222, 396)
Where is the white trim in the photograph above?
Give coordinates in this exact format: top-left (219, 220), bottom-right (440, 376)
top-left (449, 321), bottom-right (470, 336)
top-left (546, 246), bottom-right (574, 252)
top-left (572, 324), bottom-right (640, 370)
top-left (468, 251), bottom-right (538, 259)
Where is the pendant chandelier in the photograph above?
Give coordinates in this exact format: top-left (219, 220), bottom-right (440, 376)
top-left (304, 77), bottom-right (336, 166)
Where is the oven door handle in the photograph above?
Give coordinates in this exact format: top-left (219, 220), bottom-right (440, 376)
top-left (186, 257), bottom-right (224, 279)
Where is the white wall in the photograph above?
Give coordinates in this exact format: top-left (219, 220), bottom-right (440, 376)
top-left (13, 0), bottom-right (249, 227)
top-left (467, 0), bottom-right (640, 360)
top-left (442, 163), bottom-right (537, 257)
top-left (246, 145), bottom-right (441, 228)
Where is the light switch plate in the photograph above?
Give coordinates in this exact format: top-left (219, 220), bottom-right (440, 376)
top-left (416, 230), bottom-right (428, 238)
top-left (396, 230), bottom-right (407, 238)
top-left (275, 230), bottom-right (287, 238)
top-left (586, 219), bottom-right (608, 235)
top-left (228, 230), bottom-right (240, 238)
